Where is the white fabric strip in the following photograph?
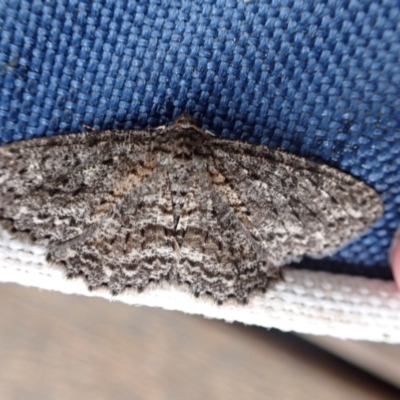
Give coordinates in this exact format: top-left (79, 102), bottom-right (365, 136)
top-left (0, 229), bottom-right (399, 343)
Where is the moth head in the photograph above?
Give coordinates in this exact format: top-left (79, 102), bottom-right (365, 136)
top-left (173, 114), bottom-right (200, 129)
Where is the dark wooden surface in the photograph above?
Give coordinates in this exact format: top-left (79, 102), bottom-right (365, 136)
top-left (0, 283), bottom-right (399, 400)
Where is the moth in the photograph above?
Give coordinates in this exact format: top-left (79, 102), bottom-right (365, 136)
top-left (0, 116), bottom-right (383, 303)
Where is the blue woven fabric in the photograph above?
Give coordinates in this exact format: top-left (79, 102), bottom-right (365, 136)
top-left (0, 0), bottom-right (399, 279)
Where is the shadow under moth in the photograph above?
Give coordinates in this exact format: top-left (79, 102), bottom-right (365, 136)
top-left (0, 116), bottom-right (383, 303)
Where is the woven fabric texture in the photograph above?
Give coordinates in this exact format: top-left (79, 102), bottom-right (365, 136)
top-left (0, 0), bottom-right (399, 278)
top-left (1, 229), bottom-right (399, 342)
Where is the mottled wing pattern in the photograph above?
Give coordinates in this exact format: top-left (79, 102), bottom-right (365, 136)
top-left (176, 174), bottom-right (277, 303)
top-left (48, 169), bottom-right (176, 294)
top-left (206, 139), bottom-right (383, 265)
top-left (0, 129), bottom-right (160, 243)
top-left (0, 117), bottom-right (384, 303)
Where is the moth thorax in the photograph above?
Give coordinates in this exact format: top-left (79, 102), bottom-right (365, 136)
top-left (173, 148), bottom-right (194, 161)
